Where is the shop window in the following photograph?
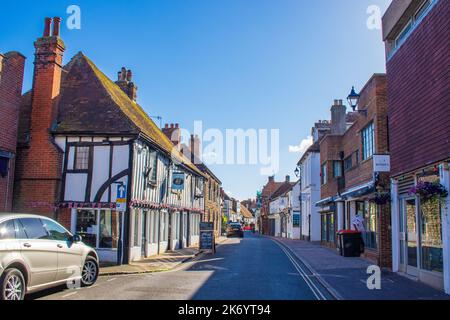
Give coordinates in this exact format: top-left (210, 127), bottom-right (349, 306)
top-left (99, 210), bottom-right (119, 249)
top-left (76, 210), bottom-right (98, 248)
top-left (327, 214), bottom-right (335, 243)
top-left (420, 197), bottom-right (443, 272)
top-left (74, 146), bottom-right (90, 170)
top-left (361, 122), bottom-right (374, 160)
top-left (321, 215), bottom-right (327, 242)
top-left (364, 202), bottom-right (378, 250)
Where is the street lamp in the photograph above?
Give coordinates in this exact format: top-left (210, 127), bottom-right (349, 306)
top-left (347, 86), bottom-right (360, 111)
top-left (347, 86), bottom-right (367, 116)
top-left (294, 166), bottom-right (300, 178)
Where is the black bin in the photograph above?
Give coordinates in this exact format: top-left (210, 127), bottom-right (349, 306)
top-left (337, 230), bottom-right (364, 257)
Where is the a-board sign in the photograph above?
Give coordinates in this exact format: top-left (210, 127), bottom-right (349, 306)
top-left (199, 222), bottom-right (215, 253)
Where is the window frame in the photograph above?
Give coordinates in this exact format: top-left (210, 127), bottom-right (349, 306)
top-left (74, 146), bottom-right (90, 171)
top-left (333, 160), bottom-right (343, 178)
top-left (321, 163), bottom-right (327, 185)
top-left (361, 122), bottom-right (375, 161)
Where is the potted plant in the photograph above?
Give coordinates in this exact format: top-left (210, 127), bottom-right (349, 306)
top-left (409, 181), bottom-right (448, 202)
top-left (369, 191), bottom-right (391, 205)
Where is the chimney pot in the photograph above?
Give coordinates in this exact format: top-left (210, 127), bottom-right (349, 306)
top-left (52, 17), bottom-right (62, 37)
top-left (175, 123), bottom-right (179, 129)
top-left (43, 18), bottom-right (52, 37)
top-left (170, 123), bottom-right (174, 128)
top-left (126, 70), bottom-right (132, 82)
top-left (165, 123), bottom-right (169, 128)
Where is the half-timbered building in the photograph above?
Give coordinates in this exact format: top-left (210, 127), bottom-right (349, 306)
top-left (14, 17), bottom-right (205, 264)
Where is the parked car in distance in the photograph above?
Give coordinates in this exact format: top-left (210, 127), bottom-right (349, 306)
top-left (0, 213), bottom-right (100, 300)
top-left (226, 223), bottom-right (244, 238)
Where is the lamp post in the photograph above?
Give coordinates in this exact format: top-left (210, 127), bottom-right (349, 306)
top-left (347, 86), bottom-right (367, 116)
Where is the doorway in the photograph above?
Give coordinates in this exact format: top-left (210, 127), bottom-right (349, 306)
top-left (141, 211), bottom-right (147, 258)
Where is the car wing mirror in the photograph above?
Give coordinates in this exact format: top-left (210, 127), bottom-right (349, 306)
top-left (71, 234), bottom-right (82, 243)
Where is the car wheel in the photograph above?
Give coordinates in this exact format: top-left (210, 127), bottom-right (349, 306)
top-left (0, 268), bottom-right (26, 301)
top-left (81, 256), bottom-right (99, 287)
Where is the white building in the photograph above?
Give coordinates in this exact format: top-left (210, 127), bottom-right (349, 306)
top-left (297, 122), bottom-right (330, 242)
top-left (268, 177), bottom-right (295, 238)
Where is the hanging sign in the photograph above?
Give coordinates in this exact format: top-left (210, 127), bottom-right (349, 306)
top-left (171, 172), bottom-right (185, 191)
top-left (373, 155), bottom-right (390, 172)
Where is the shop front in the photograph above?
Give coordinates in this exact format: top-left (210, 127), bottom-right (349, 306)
top-left (318, 204), bottom-right (336, 248)
top-left (70, 207), bottom-right (122, 264)
top-left (392, 164), bottom-right (450, 293)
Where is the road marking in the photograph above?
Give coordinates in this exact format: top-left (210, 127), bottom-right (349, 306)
top-left (273, 240), bottom-right (327, 300)
top-left (107, 278), bottom-right (117, 282)
top-left (62, 291), bottom-right (78, 298)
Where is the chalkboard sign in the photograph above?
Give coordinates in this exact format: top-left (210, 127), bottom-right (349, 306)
top-left (200, 231), bottom-right (214, 251)
top-left (200, 222), bottom-right (214, 231)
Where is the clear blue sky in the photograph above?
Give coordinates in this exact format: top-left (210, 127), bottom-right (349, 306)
top-left (1, 0), bottom-right (391, 200)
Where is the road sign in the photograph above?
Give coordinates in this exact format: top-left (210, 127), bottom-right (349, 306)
top-left (116, 184), bottom-right (127, 212)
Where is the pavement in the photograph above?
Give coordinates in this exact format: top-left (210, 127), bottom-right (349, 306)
top-left (99, 236), bottom-right (228, 276)
top-left (31, 233), bottom-right (327, 300)
top-left (273, 237), bottom-right (450, 300)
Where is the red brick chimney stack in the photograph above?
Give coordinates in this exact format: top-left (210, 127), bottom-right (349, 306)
top-left (190, 134), bottom-right (201, 161)
top-left (162, 123), bottom-right (181, 149)
top-left (43, 17), bottom-right (52, 37)
top-left (115, 67), bottom-right (138, 102)
top-left (13, 17), bottom-right (66, 215)
top-left (52, 17), bottom-right (61, 37)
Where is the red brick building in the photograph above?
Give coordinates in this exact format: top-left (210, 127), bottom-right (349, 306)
top-left (0, 51), bottom-right (25, 212)
top-left (383, 0), bottom-right (450, 292)
top-left (259, 176), bottom-right (283, 235)
top-left (317, 74), bottom-right (391, 268)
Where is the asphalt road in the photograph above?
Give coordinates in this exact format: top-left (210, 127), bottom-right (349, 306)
top-left (31, 233), bottom-right (329, 300)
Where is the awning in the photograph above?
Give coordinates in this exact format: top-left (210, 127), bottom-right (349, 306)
top-left (315, 197), bottom-right (334, 207)
top-left (340, 181), bottom-right (375, 199)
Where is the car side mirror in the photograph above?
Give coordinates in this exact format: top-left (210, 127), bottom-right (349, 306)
top-left (71, 234), bottom-right (82, 243)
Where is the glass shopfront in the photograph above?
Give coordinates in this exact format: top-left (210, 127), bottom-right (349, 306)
top-left (76, 209), bottom-right (120, 250)
top-left (321, 212), bottom-right (335, 244)
top-left (356, 201), bottom-right (378, 250)
top-left (399, 171), bottom-right (444, 282)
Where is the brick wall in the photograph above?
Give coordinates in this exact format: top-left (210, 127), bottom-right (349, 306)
top-left (386, 0), bottom-right (450, 177)
top-left (319, 135), bottom-right (342, 199)
top-left (13, 33), bottom-right (66, 217)
top-left (0, 52), bottom-right (25, 212)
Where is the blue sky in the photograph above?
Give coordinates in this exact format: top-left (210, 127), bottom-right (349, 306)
top-left (1, 0), bottom-right (391, 200)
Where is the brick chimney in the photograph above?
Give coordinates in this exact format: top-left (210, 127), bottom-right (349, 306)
top-left (13, 17), bottom-right (66, 216)
top-left (330, 99), bottom-right (347, 135)
top-left (116, 67), bottom-right (138, 101)
top-left (189, 134), bottom-right (201, 163)
top-left (162, 123), bottom-right (181, 149)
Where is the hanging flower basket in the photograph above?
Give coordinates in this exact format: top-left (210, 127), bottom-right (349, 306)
top-left (409, 182), bottom-right (448, 202)
top-left (369, 191), bottom-right (391, 205)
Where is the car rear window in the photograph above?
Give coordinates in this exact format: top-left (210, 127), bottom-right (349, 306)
top-left (19, 218), bottom-right (49, 240)
top-left (0, 220), bottom-right (16, 240)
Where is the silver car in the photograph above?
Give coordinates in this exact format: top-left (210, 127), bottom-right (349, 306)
top-left (0, 213), bottom-right (99, 300)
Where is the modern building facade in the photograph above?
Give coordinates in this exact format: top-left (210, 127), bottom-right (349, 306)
top-left (0, 51), bottom-right (25, 213)
top-left (383, 0), bottom-right (450, 292)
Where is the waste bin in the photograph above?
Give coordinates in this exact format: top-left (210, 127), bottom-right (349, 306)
top-left (337, 230), bottom-right (364, 257)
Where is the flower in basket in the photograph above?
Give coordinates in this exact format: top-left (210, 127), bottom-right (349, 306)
top-left (369, 192), bottom-right (391, 205)
top-left (409, 181), bottom-right (448, 202)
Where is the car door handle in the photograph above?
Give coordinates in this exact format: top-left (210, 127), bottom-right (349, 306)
top-left (57, 244), bottom-right (63, 248)
top-left (23, 243), bottom-right (32, 248)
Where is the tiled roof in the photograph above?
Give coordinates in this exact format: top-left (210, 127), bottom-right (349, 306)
top-left (24, 52), bottom-right (203, 176)
top-left (240, 205), bottom-right (254, 219)
top-left (270, 181), bottom-right (295, 199)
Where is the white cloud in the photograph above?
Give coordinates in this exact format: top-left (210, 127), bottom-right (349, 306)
top-left (288, 136), bottom-right (313, 155)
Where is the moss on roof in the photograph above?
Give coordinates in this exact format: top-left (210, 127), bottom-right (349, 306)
top-left (57, 52), bottom-right (204, 176)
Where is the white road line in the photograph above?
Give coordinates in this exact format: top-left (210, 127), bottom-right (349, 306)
top-left (107, 278), bottom-right (117, 282)
top-left (62, 291), bottom-right (78, 298)
top-left (274, 240), bottom-right (327, 300)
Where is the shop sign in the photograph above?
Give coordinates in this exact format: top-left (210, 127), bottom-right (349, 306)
top-left (373, 155), bottom-right (390, 172)
top-left (171, 172), bottom-right (185, 191)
